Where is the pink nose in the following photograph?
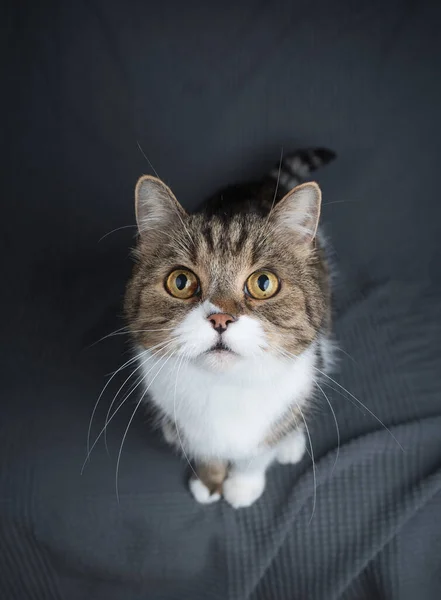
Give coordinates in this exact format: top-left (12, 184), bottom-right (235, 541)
top-left (208, 313), bottom-right (235, 334)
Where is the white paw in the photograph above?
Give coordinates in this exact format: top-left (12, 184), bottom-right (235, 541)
top-left (276, 430), bottom-right (306, 465)
top-left (223, 473), bottom-right (266, 509)
top-left (189, 478), bottom-right (221, 504)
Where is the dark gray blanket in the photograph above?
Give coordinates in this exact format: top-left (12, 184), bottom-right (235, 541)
top-left (1, 1), bottom-right (441, 598)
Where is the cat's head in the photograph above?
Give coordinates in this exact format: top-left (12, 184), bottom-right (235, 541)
top-left (125, 176), bottom-right (329, 373)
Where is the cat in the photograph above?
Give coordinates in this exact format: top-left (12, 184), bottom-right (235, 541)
top-left (124, 148), bottom-right (335, 508)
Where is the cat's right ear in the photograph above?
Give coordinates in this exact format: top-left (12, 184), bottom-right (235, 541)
top-left (270, 182), bottom-right (322, 244)
top-left (135, 175), bottom-right (187, 235)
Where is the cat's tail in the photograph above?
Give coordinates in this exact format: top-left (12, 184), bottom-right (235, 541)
top-left (268, 147), bottom-right (336, 191)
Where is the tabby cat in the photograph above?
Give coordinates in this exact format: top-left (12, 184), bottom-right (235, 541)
top-left (124, 148), bottom-right (335, 508)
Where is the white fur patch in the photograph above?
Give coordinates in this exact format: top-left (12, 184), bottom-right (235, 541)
top-left (223, 472), bottom-right (266, 509)
top-left (141, 299), bottom-right (317, 463)
top-left (189, 478), bottom-right (221, 504)
top-left (319, 334), bottom-right (338, 373)
top-left (172, 301), bottom-right (219, 360)
top-left (161, 421), bottom-right (179, 448)
top-left (172, 300), bottom-right (268, 368)
top-left (276, 429), bottom-right (307, 465)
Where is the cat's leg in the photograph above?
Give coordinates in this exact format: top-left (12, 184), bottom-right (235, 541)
top-left (276, 427), bottom-right (306, 465)
top-left (189, 460), bottom-right (228, 505)
top-left (223, 450), bottom-right (276, 509)
top-left (161, 418), bottom-right (180, 449)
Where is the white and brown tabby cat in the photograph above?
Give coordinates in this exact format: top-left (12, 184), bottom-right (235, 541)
top-left (125, 148), bottom-right (335, 508)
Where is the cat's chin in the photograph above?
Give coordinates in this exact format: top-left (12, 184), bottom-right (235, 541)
top-left (196, 349), bottom-right (241, 372)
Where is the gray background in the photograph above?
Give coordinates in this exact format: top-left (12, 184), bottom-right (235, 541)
top-left (1, 1), bottom-right (441, 598)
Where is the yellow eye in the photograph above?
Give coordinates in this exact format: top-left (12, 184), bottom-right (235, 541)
top-left (245, 270), bottom-right (280, 300)
top-left (165, 269), bottom-right (200, 299)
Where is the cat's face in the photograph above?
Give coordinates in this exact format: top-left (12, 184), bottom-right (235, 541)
top-left (125, 177), bottom-right (329, 373)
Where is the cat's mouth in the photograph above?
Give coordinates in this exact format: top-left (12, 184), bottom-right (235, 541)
top-left (196, 338), bottom-right (241, 371)
top-left (206, 341), bottom-right (237, 355)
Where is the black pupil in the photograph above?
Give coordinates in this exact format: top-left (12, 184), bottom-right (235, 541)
top-left (257, 274), bottom-right (270, 291)
top-left (175, 274), bottom-right (188, 291)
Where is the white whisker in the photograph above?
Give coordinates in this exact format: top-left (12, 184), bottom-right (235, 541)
top-left (319, 380), bottom-right (365, 414)
top-left (115, 349), bottom-right (177, 502)
top-left (103, 338), bottom-right (178, 453)
top-left (140, 208), bottom-right (194, 250)
top-left (256, 147), bottom-right (283, 250)
top-left (117, 328), bottom-right (177, 336)
top-left (313, 367), bottom-right (405, 452)
top-left (173, 350), bottom-right (199, 481)
top-left (87, 326), bottom-right (130, 349)
top-left (313, 378), bottom-right (340, 473)
top-left (271, 343), bottom-right (403, 453)
top-left (321, 200), bottom-right (360, 207)
top-left (89, 326), bottom-right (176, 348)
top-left (85, 351), bottom-right (145, 461)
top-left (136, 140), bottom-right (161, 179)
top-left (294, 404), bottom-right (316, 523)
top-left (335, 346), bottom-right (359, 366)
top-left (138, 222), bottom-right (191, 255)
top-left (82, 341), bottom-right (178, 472)
top-left (98, 225), bottom-right (137, 243)
top-left (268, 147), bottom-right (284, 215)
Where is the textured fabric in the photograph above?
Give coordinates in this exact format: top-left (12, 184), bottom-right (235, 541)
top-left (1, 1), bottom-right (441, 599)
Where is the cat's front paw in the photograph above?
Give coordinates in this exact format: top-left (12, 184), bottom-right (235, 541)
top-left (189, 477), bottom-right (221, 504)
top-left (276, 430), bottom-right (306, 465)
top-left (223, 473), bottom-right (265, 509)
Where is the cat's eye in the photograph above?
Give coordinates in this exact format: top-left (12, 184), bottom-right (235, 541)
top-left (245, 270), bottom-right (280, 300)
top-left (165, 268), bottom-right (200, 299)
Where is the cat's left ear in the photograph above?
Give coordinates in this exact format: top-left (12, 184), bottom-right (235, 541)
top-left (270, 182), bottom-right (321, 243)
top-left (135, 175), bottom-right (187, 234)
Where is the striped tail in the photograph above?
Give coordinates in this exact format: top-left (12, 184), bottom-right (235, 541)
top-left (269, 147), bottom-right (336, 191)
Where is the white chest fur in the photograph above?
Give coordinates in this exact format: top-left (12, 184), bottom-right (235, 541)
top-left (140, 346), bottom-right (316, 462)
